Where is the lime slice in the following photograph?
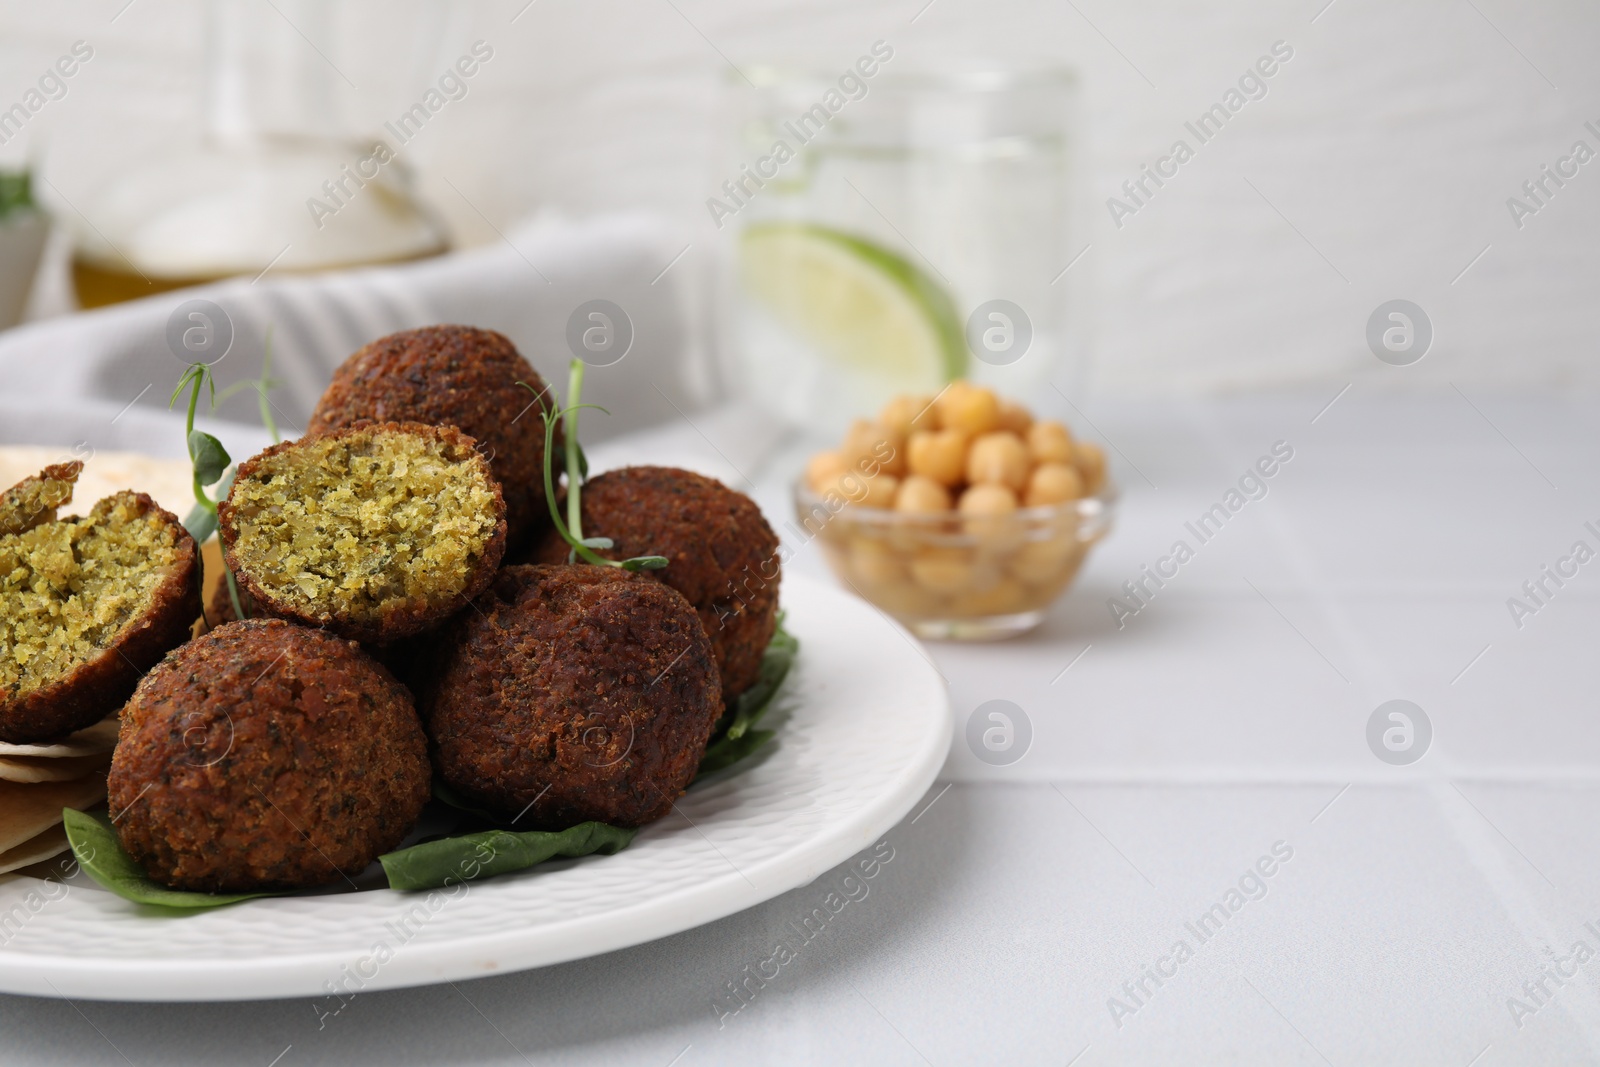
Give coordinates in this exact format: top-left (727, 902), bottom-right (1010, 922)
top-left (740, 223), bottom-right (967, 391)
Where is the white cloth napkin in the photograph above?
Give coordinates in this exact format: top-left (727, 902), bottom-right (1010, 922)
top-left (0, 212), bottom-right (711, 461)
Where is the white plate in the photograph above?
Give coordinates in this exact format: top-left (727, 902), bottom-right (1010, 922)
top-left (0, 573), bottom-right (950, 1002)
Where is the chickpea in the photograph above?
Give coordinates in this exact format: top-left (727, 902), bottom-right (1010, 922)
top-left (870, 578), bottom-right (945, 619)
top-left (823, 469), bottom-right (896, 510)
top-left (805, 450), bottom-right (847, 494)
top-left (935, 381), bottom-right (1000, 436)
top-left (818, 469), bottom-right (864, 507)
top-left (959, 483), bottom-right (1019, 517)
top-left (910, 545), bottom-right (976, 594)
top-left (894, 474), bottom-right (952, 514)
top-left (841, 420), bottom-right (906, 479)
top-left (1026, 420), bottom-right (1073, 466)
top-left (1024, 462), bottom-right (1084, 507)
top-left (850, 536), bottom-right (905, 586)
top-left (1008, 537), bottom-right (1081, 586)
top-left (880, 393), bottom-right (938, 436)
top-left (1075, 441), bottom-right (1107, 494)
top-left (862, 472), bottom-right (898, 509)
top-left (996, 399), bottom-right (1033, 436)
top-left (948, 577), bottom-right (1033, 618)
top-left (965, 431), bottom-right (1030, 491)
top-left (907, 429), bottom-right (968, 487)
top-left (959, 482), bottom-right (1021, 545)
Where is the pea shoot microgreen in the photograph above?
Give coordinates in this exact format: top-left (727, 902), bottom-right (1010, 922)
top-left (216, 326), bottom-right (284, 444)
top-left (169, 360), bottom-right (246, 622)
top-left (519, 359), bottom-right (669, 573)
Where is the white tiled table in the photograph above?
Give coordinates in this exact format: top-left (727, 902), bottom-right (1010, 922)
top-left (4, 388), bottom-right (1597, 1066)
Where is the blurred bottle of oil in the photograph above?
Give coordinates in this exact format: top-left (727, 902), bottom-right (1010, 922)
top-left (69, 0), bottom-right (448, 308)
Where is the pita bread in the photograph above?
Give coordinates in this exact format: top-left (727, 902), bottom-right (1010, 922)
top-left (0, 447), bottom-right (193, 521)
top-left (0, 717), bottom-right (119, 759)
top-left (0, 775), bottom-right (108, 854)
top-left (0, 751), bottom-right (112, 784)
top-left (199, 537), bottom-right (225, 629)
top-left (0, 824), bottom-right (70, 875)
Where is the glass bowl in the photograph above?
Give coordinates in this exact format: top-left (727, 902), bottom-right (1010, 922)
top-left (793, 478), bottom-right (1116, 640)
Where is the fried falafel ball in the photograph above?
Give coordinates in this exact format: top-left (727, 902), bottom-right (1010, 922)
top-left (307, 325), bottom-right (557, 550)
top-left (1, 464), bottom-right (200, 743)
top-left (533, 466), bottom-right (779, 700)
top-left (219, 421), bottom-right (507, 644)
top-left (421, 564), bottom-right (722, 829)
top-left (109, 618), bottom-right (430, 892)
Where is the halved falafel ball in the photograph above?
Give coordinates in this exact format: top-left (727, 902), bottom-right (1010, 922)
top-left (307, 325), bottom-right (558, 549)
top-left (533, 466), bottom-right (780, 700)
top-left (421, 564), bottom-right (722, 829)
top-left (219, 421), bottom-right (507, 644)
top-left (109, 618), bottom-right (430, 892)
top-left (1, 468), bottom-right (200, 744)
top-left (0, 460), bottom-right (82, 536)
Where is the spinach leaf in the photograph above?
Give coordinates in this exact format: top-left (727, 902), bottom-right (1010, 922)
top-left (62, 808), bottom-right (272, 909)
top-left (380, 822), bottom-right (637, 892)
top-left (696, 617), bottom-right (798, 780)
top-left (695, 728), bottom-right (776, 778)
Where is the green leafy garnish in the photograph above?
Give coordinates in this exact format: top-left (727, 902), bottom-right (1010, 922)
top-left (552, 435), bottom-right (589, 484)
top-left (696, 617), bottom-right (798, 780)
top-left (695, 727), bottom-right (777, 778)
top-left (379, 822), bottom-right (638, 892)
top-left (63, 809), bottom-right (274, 909)
top-left (172, 360), bottom-right (249, 623)
top-left (63, 803), bottom-right (637, 906)
top-left (182, 503), bottom-right (217, 544)
top-left (523, 361), bottom-right (672, 573)
top-left (187, 430), bottom-right (231, 488)
top-left (216, 329), bottom-right (284, 444)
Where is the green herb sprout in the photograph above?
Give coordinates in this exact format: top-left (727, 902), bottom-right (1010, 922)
top-left (216, 327), bottom-right (284, 444)
top-left (170, 361), bottom-right (246, 622)
top-left (521, 359), bottom-right (668, 573)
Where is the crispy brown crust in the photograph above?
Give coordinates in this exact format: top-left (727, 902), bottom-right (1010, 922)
top-left (531, 466), bottom-right (780, 700)
top-left (420, 564), bottom-right (722, 829)
top-left (307, 325), bottom-right (558, 551)
top-left (108, 618), bottom-right (430, 892)
top-left (218, 421), bottom-right (508, 645)
top-left (0, 492), bottom-right (201, 744)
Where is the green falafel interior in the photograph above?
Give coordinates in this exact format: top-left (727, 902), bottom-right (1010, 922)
top-left (1, 490), bottom-right (189, 702)
top-left (224, 425), bottom-right (501, 627)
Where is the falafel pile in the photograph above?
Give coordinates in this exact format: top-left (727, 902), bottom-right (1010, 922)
top-left (27, 324), bottom-right (787, 899)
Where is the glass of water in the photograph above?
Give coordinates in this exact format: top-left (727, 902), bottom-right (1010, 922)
top-left (716, 64), bottom-right (1085, 434)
